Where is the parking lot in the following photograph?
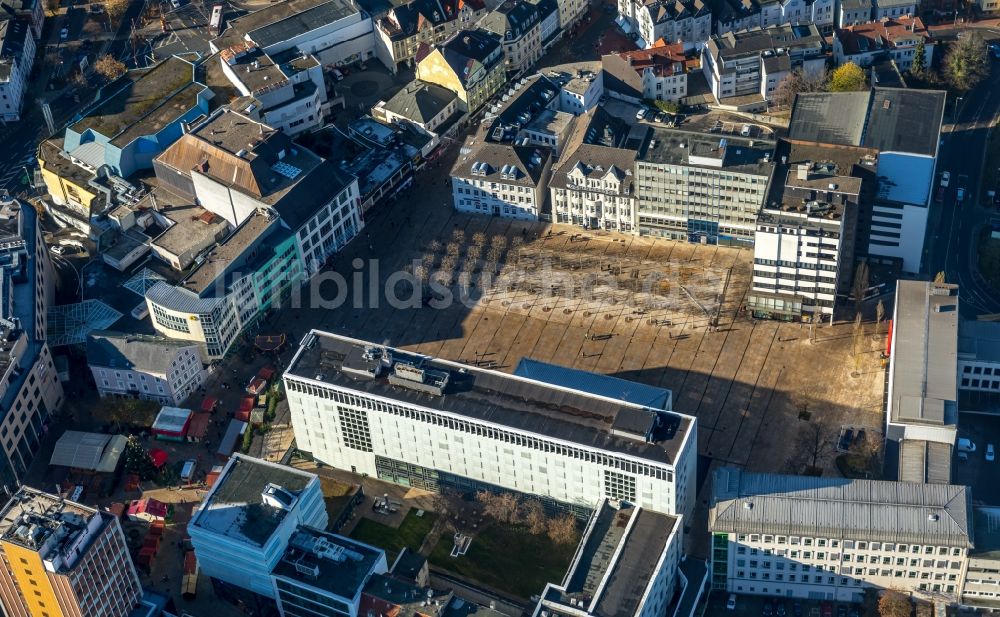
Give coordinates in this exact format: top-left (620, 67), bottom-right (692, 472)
top-left (954, 412), bottom-right (1000, 504)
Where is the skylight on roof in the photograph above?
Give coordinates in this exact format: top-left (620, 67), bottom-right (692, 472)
top-left (272, 162), bottom-right (302, 179)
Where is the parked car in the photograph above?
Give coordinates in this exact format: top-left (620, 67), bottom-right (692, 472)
top-left (762, 601), bottom-right (774, 617)
top-left (636, 108), bottom-right (647, 120)
top-left (330, 68), bottom-right (344, 81)
top-left (957, 187), bottom-right (966, 202)
top-left (654, 111), bottom-right (666, 123)
top-left (988, 443), bottom-right (995, 462)
top-left (49, 245), bottom-right (67, 255)
top-left (941, 170), bottom-right (950, 187)
top-left (726, 594), bottom-right (737, 610)
top-left (958, 438), bottom-right (977, 452)
top-left (740, 124), bottom-right (752, 137)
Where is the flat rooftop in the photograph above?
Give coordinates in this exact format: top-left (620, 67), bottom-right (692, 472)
top-left (286, 331), bottom-right (693, 465)
top-left (972, 507), bottom-right (1000, 559)
top-left (71, 57), bottom-right (203, 147)
top-left (214, 0), bottom-right (359, 49)
top-left (546, 501), bottom-right (677, 617)
top-left (639, 128), bottom-right (775, 176)
top-left (273, 527), bottom-right (383, 597)
top-left (889, 281), bottom-right (958, 428)
top-left (0, 487), bottom-right (109, 570)
top-left (143, 189), bottom-right (229, 259)
top-left (190, 453), bottom-right (316, 546)
top-left (181, 211), bottom-right (274, 295)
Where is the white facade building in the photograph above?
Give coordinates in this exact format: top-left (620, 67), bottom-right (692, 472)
top-left (284, 332), bottom-right (698, 526)
top-left (549, 144), bottom-right (637, 231)
top-left (617, 0), bottom-right (711, 49)
top-left (87, 332), bottom-right (207, 406)
top-left (0, 19), bottom-right (35, 122)
top-left (872, 0), bottom-right (917, 19)
top-left (450, 140), bottom-right (553, 220)
top-left (188, 454), bottom-right (330, 598)
top-left (748, 152), bottom-right (862, 322)
top-left (710, 468), bottom-right (973, 603)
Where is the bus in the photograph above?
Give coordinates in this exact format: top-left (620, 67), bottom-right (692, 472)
top-left (209, 4), bottom-right (223, 37)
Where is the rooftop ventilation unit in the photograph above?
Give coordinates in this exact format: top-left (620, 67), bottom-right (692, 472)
top-left (261, 484), bottom-right (298, 511)
top-left (388, 361), bottom-right (449, 396)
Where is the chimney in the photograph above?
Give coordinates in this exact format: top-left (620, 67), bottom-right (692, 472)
top-left (796, 163), bottom-right (809, 180)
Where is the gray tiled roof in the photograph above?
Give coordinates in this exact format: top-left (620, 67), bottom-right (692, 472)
top-left (709, 467), bottom-right (973, 547)
top-left (451, 139), bottom-right (552, 187)
top-left (382, 80), bottom-right (457, 124)
top-left (549, 144), bottom-right (637, 197)
top-left (87, 330), bottom-right (198, 374)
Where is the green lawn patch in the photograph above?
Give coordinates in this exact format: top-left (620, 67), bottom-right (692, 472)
top-left (429, 524), bottom-right (577, 600)
top-left (351, 510), bottom-right (437, 561)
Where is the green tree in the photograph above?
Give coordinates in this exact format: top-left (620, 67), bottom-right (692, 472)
top-left (122, 436), bottom-right (158, 481)
top-left (828, 62), bottom-right (867, 92)
top-left (945, 32), bottom-right (989, 91)
top-left (910, 39), bottom-right (927, 76)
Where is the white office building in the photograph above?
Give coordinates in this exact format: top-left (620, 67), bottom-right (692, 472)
top-left (710, 467), bottom-right (973, 603)
top-left (283, 332), bottom-right (698, 526)
top-left (788, 89), bottom-right (946, 274)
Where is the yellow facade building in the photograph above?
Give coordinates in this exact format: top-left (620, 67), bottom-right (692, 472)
top-left (0, 487), bottom-right (142, 617)
top-left (415, 29), bottom-right (505, 113)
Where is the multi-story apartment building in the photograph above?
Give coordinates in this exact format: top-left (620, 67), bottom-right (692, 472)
top-left (0, 198), bottom-right (63, 487)
top-left (374, 0), bottom-right (486, 73)
top-left (617, 0), bottom-right (711, 49)
top-left (372, 80), bottom-right (460, 136)
top-left (885, 280), bottom-right (958, 485)
top-left (711, 0), bottom-right (835, 36)
top-left (86, 331), bottom-right (207, 406)
top-left (283, 332), bottom-right (699, 526)
top-left (154, 109), bottom-right (363, 275)
top-left (747, 143), bottom-right (864, 322)
top-left (451, 139), bottom-right (553, 220)
top-left (220, 42), bottom-right (328, 135)
top-left (710, 468), bottom-right (973, 603)
top-left (532, 499), bottom-right (682, 617)
top-left (702, 24), bottom-right (826, 108)
top-left (788, 89), bottom-right (945, 274)
top-left (601, 42), bottom-right (700, 104)
top-left (0, 18), bottom-right (34, 122)
top-left (872, 0), bottom-right (917, 19)
top-left (0, 487), bottom-right (143, 617)
top-left (635, 128), bottom-right (775, 245)
top-left (415, 29), bottom-right (505, 113)
top-left (211, 0), bottom-right (376, 69)
top-left (530, 0), bottom-right (561, 49)
top-left (479, 0), bottom-right (542, 79)
top-left (188, 454), bottom-right (330, 598)
top-left (834, 16), bottom-right (932, 72)
top-left (837, 0), bottom-right (871, 26)
top-left (550, 143), bottom-right (637, 231)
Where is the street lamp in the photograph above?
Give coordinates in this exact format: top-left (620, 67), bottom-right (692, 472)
top-left (954, 96), bottom-right (963, 122)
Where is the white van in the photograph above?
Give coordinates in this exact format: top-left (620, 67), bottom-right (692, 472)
top-left (958, 438), bottom-right (977, 453)
top-left (180, 459), bottom-right (197, 483)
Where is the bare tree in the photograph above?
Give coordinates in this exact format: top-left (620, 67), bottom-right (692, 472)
top-left (878, 590), bottom-right (911, 617)
top-left (472, 232), bottom-right (487, 248)
top-left (477, 490), bottom-right (521, 524)
top-left (772, 67), bottom-right (828, 108)
top-left (792, 416), bottom-right (835, 474)
top-left (433, 489), bottom-right (483, 535)
top-left (520, 499), bottom-right (548, 535)
top-left (93, 55), bottom-right (127, 81)
top-left (853, 261), bottom-right (870, 314)
top-left (546, 514), bottom-right (579, 545)
top-left (102, 0), bottom-right (129, 24)
top-left (875, 299), bottom-right (886, 336)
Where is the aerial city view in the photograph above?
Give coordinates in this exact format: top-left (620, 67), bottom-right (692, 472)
top-left (0, 0), bottom-right (998, 613)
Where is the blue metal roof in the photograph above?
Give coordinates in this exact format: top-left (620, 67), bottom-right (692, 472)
top-left (513, 358), bottom-right (671, 410)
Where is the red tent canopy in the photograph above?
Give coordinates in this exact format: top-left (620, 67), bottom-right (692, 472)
top-left (257, 366), bottom-right (275, 381)
top-left (239, 396), bottom-right (255, 412)
top-left (200, 397), bottom-right (218, 412)
top-left (149, 448), bottom-right (168, 469)
top-left (234, 409), bottom-right (251, 423)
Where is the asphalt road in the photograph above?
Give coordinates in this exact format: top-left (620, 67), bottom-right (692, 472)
top-left (924, 64), bottom-right (1000, 317)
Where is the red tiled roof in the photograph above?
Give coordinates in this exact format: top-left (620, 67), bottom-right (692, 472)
top-left (836, 16), bottom-right (930, 55)
top-left (616, 41), bottom-right (699, 77)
